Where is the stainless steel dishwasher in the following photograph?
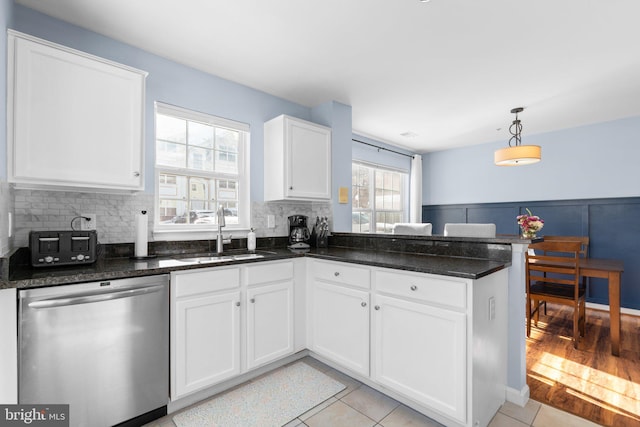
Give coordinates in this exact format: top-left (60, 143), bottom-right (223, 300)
top-left (19, 275), bottom-right (169, 427)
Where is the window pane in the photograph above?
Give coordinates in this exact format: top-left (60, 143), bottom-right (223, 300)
top-left (188, 121), bottom-right (214, 149)
top-left (375, 171), bottom-right (383, 188)
top-left (383, 171), bottom-right (392, 190)
top-left (159, 199), bottom-right (187, 224)
top-left (189, 177), bottom-right (209, 204)
top-left (352, 161), bottom-right (407, 234)
top-left (392, 173), bottom-right (401, 192)
top-left (215, 128), bottom-right (239, 174)
top-left (217, 179), bottom-right (238, 200)
top-left (358, 187), bottom-right (370, 209)
top-left (375, 188), bottom-right (384, 208)
top-left (156, 114), bottom-right (186, 143)
top-left (155, 105), bottom-right (247, 230)
top-left (188, 146), bottom-right (214, 171)
top-left (352, 211), bottom-right (370, 233)
top-left (156, 140), bottom-right (186, 168)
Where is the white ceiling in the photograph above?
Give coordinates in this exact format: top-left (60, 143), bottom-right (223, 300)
top-left (16, 0), bottom-right (640, 153)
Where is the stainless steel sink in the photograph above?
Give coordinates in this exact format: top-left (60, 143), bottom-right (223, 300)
top-left (175, 256), bottom-right (234, 264)
top-left (174, 253), bottom-right (265, 264)
top-left (231, 253), bottom-right (265, 260)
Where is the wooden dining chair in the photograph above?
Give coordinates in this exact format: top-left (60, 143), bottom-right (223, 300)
top-left (533, 236), bottom-right (590, 315)
top-left (543, 235), bottom-right (589, 258)
top-left (526, 240), bottom-right (585, 348)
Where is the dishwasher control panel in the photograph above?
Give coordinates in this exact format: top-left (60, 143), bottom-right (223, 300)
top-left (29, 230), bottom-right (97, 267)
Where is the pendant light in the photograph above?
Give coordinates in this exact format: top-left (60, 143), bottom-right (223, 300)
top-left (494, 107), bottom-right (541, 166)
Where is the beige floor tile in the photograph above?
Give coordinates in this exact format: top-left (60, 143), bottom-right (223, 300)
top-left (282, 418), bottom-right (305, 427)
top-left (379, 404), bottom-right (444, 426)
top-left (299, 397), bottom-right (339, 421)
top-left (499, 400), bottom-right (541, 425)
top-left (341, 384), bottom-right (400, 422)
top-left (321, 367), bottom-right (363, 398)
top-left (489, 412), bottom-right (530, 427)
top-left (532, 404), bottom-right (602, 427)
top-left (305, 400), bottom-right (377, 427)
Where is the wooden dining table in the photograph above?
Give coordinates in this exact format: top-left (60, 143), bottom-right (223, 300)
top-left (579, 257), bottom-right (625, 356)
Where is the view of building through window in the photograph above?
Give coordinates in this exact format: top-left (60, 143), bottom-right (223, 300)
top-left (155, 103), bottom-right (247, 228)
top-left (352, 162), bottom-right (406, 233)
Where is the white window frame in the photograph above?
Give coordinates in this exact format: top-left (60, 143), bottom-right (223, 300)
top-left (352, 161), bottom-right (408, 234)
top-left (153, 102), bottom-right (250, 240)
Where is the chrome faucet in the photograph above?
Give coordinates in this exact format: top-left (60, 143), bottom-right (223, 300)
top-left (216, 206), bottom-right (226, 254)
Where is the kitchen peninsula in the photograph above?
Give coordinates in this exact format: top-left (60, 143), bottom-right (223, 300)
top-left (0, 233), bottom-right (532, 427)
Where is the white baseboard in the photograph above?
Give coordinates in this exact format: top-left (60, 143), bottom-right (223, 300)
top-left (586, 302), bottom-right (640, 317)
top-left (505, 384), bottom-right (530, 407)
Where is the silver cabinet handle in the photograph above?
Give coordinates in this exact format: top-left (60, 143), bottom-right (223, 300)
top-left (361, 301), bottom-right (367, 307)
top-left (334, 272), bottom-right (340, 276)
top-left (235, 301), bottom-right (240, 307)
top-left (134, 172), bottom-right (140, 177)
top-left (374, 305), bottom-right (380, 310)
top-left (250, 298), bottom-right (255, 303)
top-left (410, 285), bottom-right (418, 291)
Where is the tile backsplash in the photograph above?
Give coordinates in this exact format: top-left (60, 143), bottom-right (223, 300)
top-left (11, 188), bottom-right (332, 248)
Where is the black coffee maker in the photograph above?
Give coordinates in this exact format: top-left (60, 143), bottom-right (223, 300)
top-left (288, 215), bottom-right (310, 249)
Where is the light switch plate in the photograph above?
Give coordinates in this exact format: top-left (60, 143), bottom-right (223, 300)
top-left (267, 215), bottom-right (275, 228)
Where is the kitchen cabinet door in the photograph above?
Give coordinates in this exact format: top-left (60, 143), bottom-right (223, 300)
top-left (309, 281), bottom-right (369, 376)
top-left (372, 294), bottom-right (466, 423)
top-left (172, 290), bottom-right (241, 399)
top-left (246, 281), bottom-right (294, 370)
top-left (7, 31), bottom-right (147, 191)
top-left (264, 115), bottom-right (331, 201)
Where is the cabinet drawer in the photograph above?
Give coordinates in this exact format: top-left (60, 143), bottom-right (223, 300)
top-left (172, 267), bottom-right (240, 297)
top-left (311, 260), bottom-right (370, 289)
top-left (375, 270), bottom-right (467, 309)
top-left (246, 260), bottom-right (294, 285)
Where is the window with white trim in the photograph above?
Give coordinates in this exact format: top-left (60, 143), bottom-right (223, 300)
top-left (352, 162), bottom-right (407, 233)
top-left (154, 103), bottom-right (249, 234)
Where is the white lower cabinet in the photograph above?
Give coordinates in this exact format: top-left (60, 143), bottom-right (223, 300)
top-left (372, 294), bottom-right (466, 423)
top-left (308, 260), bottom-right (507, 427)
top-left (171, 260), bottom-right (296, 400)
top-left (170, 257), bottom-right (506, 426)
top-left (174, 290), bottom-right (241, 397)
top-left (309, 281), bottom-right (370, 376)
top-left (171, 267), bottom-right (242, 399)
top-left (246, 281), bottom-right (294, 370)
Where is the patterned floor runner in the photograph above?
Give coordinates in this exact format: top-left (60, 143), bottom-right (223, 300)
top-left (173, 361), bottom-right (345, 427)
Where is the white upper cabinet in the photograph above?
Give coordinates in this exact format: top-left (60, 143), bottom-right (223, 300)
top-left (264, 115), bottom-right (331, 201)
top-left (7, 31), bottom-right (147, 191)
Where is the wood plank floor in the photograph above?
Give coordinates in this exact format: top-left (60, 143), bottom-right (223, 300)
top-left (526, 303), bottom-right (640, 427)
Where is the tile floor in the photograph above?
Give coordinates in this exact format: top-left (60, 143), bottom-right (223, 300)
top-left (146, 357), bottom-right (601, 427)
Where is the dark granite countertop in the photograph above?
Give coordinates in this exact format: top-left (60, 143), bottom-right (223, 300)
top-left (2, 242), bottom-right (511, 289)
top-left (305, 247), bottom-right (509, 279)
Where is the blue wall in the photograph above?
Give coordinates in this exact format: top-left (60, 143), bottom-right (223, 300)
top-left (312, 102), bottom-right (353, 232)
top-left (424, 116), bottom-right (640, 205)
top-left (424, 197), bottom-right (640, 310)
